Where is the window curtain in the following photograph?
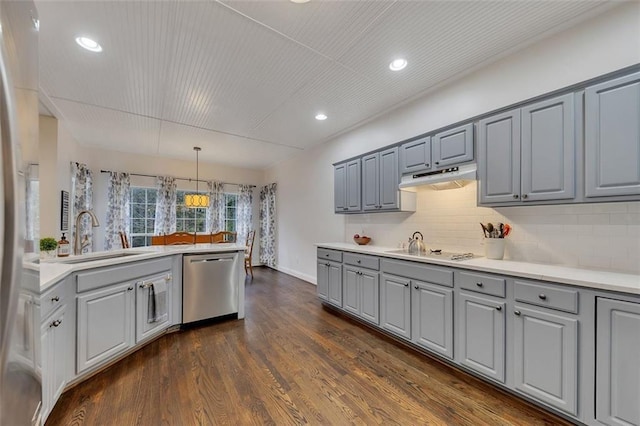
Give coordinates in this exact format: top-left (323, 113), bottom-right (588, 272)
top-left (104, 172), bottom-right (131, 250)
top-left (236, 184), bottom-right (253, 246)
top-left (70, 162), bottom-right (94, 254)
top-left (154, 176), bottom-right (177, 235)
top-left (25, 164), bottom-right (39, 253)
top-left (206, 181), bottom-right (225, 233)
top-left (259, 183), bottom-right (277, 268)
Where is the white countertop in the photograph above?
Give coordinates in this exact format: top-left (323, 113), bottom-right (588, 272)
top-left (35, 244), bottom-right (246, 292)
top-left (317, 242), bottom-right (640, 295)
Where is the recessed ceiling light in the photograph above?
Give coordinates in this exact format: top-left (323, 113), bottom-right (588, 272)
top-left (389, 58), bottom-right (407, 71)
top-left (75, 36), bottom-right (103, 53)
top-left (290, 0), bottom-right (310, 3)
top-left (315, 113), bottom-right (327, 121)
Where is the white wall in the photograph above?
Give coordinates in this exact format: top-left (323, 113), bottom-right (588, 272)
top-left (265, 2), bottom-right (640, 282)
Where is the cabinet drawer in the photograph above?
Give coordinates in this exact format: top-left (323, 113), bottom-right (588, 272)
top-left (457, 271), bottom-right (506, 298)
top-left (514, 280), bottom-right (578, 314)
top-left (381, 259), bottom-right (453, 287)
top-left (76, 258), bottom-right (173, 293)
top-left (317, 248), bottom-right (342, 263)
top-left (344, 253), bottom-right (379, 270)
top-left (41, 280), bottom-right (68, 320)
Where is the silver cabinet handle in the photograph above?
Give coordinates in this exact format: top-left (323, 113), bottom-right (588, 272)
top-left (495, 306), bottom-right (502, 311)
top-left (476, 282), bottom-right (483, 287)
top-left (50, 319), bottom-right (62, 328)
top-left (514, 310), bottom-right (521, 316)
top-left (539, 294), bottom-right (547, 300)
top-left (51, 296), bottom-right (60, 302)
top-left (139, 282), bottom-right (152, 289)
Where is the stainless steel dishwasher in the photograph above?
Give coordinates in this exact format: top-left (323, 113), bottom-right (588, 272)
top-left (183, 252), bottom-right (239, 324)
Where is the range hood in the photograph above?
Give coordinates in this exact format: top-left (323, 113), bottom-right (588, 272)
top-left (399, 163), bottom-right (477, 190)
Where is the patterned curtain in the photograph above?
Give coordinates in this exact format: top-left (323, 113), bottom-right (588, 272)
top-left (236, 184), bottom-right (253, 246)
top-left (206, 181), bottom-right (225, 233)
top-left (70, 162), bottom-right (94, 254)
top-left (104, 172), bottom-right (131, 250)
top-left (154, 176), bottom-right (177, 235)
top-left (259, 183), bottom-right (277, 267)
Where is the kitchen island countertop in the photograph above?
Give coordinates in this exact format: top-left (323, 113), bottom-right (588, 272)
top-left (317, 242), bottom-right (640, 295)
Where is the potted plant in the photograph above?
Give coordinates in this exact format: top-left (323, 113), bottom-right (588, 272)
top-left (40, 237), bottom-right (58, 258)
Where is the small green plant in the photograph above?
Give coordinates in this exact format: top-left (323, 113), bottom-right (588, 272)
top-left (40, 237), bottom-right (58, 252)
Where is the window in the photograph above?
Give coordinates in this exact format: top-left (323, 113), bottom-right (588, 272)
top-left (176, 190), bottom-right (206, 233)
top-left (130, 187), bottom-right (157, 247)
top-left (224, 193), bottom-right (237, 232)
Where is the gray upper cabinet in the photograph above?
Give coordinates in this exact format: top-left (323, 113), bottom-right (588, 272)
top-left (585, 72), bottom-right (640, 198)
top-left (400, 136), bottom-right (431, 175)
top-left (596, 298), bottom-right (640, 426)
top-left (362, 153), bottom-right (380, 211)
top-left (411, 281), bottom-right (453, 359)
top-left (381, 274), bottom-right (411, 340)
top-left (521, 94), bottom-right (575, 202)
top-left (512, 306), bottom-right (578, 416)
top-left (458, 292), bottom-right (505, 383)
top-left (479, 94), bottom-right (575, 205)
top-left (478, 109), bottom-right (521, 204)
top-left (334, 159), bottom-right (361, 213)
top-left (363, 148), bottom-right (400, 211)
top-left (433, 123), bottom-right (474, 169)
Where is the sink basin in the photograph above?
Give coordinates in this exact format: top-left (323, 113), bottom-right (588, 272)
top-left (38, 251), bottom-right (153, 265)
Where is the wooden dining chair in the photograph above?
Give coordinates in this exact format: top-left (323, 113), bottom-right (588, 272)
top-left (212, 231), bottom-right (237, 243)
top-left (119, 231), bottom-right (130, 249)
top-left (244, 230), bottom-right (256, 278)
top-left (151, 232), bottom-right (196, 245)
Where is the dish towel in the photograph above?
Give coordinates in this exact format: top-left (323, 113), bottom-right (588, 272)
top-left (147, 279), bottom-right (168, 324)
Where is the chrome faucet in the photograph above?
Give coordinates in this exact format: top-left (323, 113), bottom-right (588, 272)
top-left (74, 210), bottom-right (100, 255)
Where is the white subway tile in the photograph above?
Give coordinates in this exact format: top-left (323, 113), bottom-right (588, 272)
top-left (577, 214), bottom-right (610, 225)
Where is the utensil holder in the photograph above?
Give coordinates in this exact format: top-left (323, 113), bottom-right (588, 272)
top-left (484, 238), bottom-right (505, 260)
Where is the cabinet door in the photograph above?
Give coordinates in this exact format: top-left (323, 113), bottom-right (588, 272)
top-left (41, 305), bottom-right (69, 419)
top-left (362, 153), bottom-right (380, 211)
top-left (400, 136), bottom-right (431, 175)
top-left (77, 282), bottom-right (135, 374)
top-left (596, 298), bottom-right (640, 426)
top-left (478, 110), bottom-right (521, 204)
top-left (316, 261), bottom-right (329, 301)
top-left (379, 147), bottom-right (399, 210)
top-left (343, 267), bottom-right (360, 315)
top-left (381, 274), bottom-right (411, 340)
top-left (327, 262), bottom-right (343, 308)
top-left (521, 94), bottom-right (575, 202)
top-left (40, 318), bottom-right (53, 418)
top-left (136, 274), bottom-right (172, 344)
top-left (360, 269), bottom-right (380, 325)
top-left (513, 306), bottom-right (578, 416)
top-left (458, 292), bottom-right (505, 383)
top-left (586, 72), bottom-right (640, 198)
top-left (334, 164), bottom-right (347, 212)
top-left (412, 282), bottom-right (453, 359)
top-left (433, 123), bottom-right (474, 168)
top-left (346, 159), bottom-right (361, 211)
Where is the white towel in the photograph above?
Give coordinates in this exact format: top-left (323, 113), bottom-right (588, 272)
top-left (147, 279), bottom-right (168, 324)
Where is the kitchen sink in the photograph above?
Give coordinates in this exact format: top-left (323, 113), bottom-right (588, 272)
top-left (37, 251), bottom-right (153, 265)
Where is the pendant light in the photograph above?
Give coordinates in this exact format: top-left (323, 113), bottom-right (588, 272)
top-left (184, 146), bottom-right (210, 208)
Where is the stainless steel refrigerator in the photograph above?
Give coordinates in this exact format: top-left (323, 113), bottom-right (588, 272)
top-left (0, 0), bottom-right (41, 424)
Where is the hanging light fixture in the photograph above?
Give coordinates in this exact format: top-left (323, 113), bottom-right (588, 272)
top-left (184, 146), bottom-right (210, 208)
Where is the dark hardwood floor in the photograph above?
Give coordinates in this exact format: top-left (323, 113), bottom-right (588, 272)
top-left (47, 267), bottom-right (572, 425)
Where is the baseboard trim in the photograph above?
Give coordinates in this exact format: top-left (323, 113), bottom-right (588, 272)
top-left (273, 265), bottom-right (316, 285)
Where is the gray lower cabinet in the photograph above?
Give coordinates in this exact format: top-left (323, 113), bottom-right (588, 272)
top-left (512, 306), bottom-right (578, 416)
top-left (380, 274), bottom-right (411, 340)
top-left (458, 291), bottom-right (506, 383)
top-left (585, 71), bottom-right (640, 198)
top-left (479, 93), bottom-right (575, 205)
top-left (41, 304), bottom-right (70, 420)
top-left (411, 281), bottom-right (453, 359)
top-left (136, 273), bottom-right (172, 344)
top-left (433, 123), bottom-right (474, 169)
top-left (77, 282), bottom-right (135, 374)
top-left (334, 159), bottom-right (361, 213)
top-left (400, 136), bottom-right (431, 175)
top-left (316, 260), bottom-right (330, 301)
top-left (596, 298), bottom-right (640, 426)
top-left (343, 266), bottom-right (380, 325)
top-left (327, 261), bottom-right (343, 308)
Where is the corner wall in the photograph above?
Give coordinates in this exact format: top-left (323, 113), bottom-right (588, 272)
top-left (265, 2), bottom-right (640, 282)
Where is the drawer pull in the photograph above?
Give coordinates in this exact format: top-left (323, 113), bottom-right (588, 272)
top-left (514, 310), bottom-right (521, 316)
top-left (414, 285), bottom-right (419, 290)
top-left (495, 306), bottom-right (502, 311)
top-left (357, 260), bottom-right (361, 264)
top-left (51, 296), bottom-right (60, 302)
top-left (50, 319), bottom-right (62, 328)
top-left (513, 194), bottom-right (519, 199)
top-left (476, 282), bottom-right (483, 288)
top-left (539, 294), bottom-right (547, 300)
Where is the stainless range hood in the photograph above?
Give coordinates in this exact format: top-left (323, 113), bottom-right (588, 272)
top-left (399, 163), bottom-right (477, 190)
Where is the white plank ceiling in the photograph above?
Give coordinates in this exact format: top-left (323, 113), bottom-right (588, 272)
top-left (37, 0), bottom-right (612, 169)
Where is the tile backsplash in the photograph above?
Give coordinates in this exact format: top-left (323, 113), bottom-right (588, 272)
top-left (345, 184), bottom-right (640, 274)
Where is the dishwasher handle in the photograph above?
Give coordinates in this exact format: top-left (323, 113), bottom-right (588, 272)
top-left (189, 257), bottom-right (234, 264)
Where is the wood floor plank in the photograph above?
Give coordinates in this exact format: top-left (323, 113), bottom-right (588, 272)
top-left (47, 267), bottom-right (574, 426)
